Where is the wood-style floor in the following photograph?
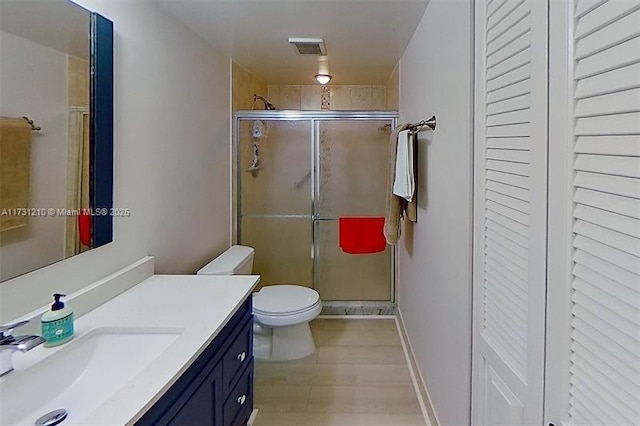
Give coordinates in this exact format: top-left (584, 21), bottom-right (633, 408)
top-left (253, 318), bottom-right (426, 426)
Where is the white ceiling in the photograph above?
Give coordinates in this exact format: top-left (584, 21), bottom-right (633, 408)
top-left (156, 0), bottom-right (429, 85)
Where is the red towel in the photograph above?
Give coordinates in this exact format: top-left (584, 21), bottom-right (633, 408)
top-left (339, 217), bottom-right (386, 254)
top-left (79, 209), bottom-right (92, 246)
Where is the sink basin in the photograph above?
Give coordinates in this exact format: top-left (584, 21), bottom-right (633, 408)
top-left (0, 327), bottom-right (183, 425)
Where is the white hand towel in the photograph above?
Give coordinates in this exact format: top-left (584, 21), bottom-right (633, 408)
top-left (392, 129), bottom-right (415, 201)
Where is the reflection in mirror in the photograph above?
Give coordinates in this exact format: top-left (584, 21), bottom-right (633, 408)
top-left (0, 0), bottom-right (94, 281)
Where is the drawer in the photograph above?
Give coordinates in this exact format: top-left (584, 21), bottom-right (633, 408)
top-left (222, 316), bottom-right (253, 392)
top-left (223, 361), bottom-right (253, 426)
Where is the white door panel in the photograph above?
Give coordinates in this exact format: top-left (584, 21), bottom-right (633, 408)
top-left (546, 0), bottom-right (640, 425)
top-left (486, 364), bottom-right (525, 425)
top-left (472, 0), bottom-right (548, 423)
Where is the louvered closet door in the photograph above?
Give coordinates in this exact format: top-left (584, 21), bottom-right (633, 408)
top-left (566, 1), bottom-right (640, 424)
top-left (472, 0), bottom-right (548, 424)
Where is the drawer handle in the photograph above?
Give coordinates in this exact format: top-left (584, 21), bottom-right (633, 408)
top-left (236, 351), bottom-right (246, 362)
top-left (237, 394), bottom-right (247, 405)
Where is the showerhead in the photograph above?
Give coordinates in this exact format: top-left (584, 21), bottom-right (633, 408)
top-left (253, 94), bottom-right (276, 110)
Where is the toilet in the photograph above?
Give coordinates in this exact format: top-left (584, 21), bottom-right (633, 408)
top-left (197, 245), bottom-right (321, 362)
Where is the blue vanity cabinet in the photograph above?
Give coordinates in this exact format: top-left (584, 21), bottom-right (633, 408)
top-left (136, 298), bottom-right (254, 426)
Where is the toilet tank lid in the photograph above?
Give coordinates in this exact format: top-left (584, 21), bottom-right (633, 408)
top-left (197, 245), bottom-right (254, 275)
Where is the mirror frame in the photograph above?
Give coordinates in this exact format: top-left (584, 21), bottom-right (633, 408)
top-left (90, 12), bottom-right (113, 247)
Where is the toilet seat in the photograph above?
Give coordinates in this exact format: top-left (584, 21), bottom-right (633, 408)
top-left (253, 285), bottom-right (320, 314)
top-left (253, 285), bottom-right (322, 327)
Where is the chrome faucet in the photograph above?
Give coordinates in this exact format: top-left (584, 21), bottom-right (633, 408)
top-left (0, 320), bottom-right (45, 377)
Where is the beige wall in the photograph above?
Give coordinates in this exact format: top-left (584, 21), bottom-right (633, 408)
top-left (397, 0), bottom-right (473, 424)
top-left (232, 61), bottom-right (267, 111)
top-left (268, 85), bottom-right (388, 110)
top-left (386, 62), bottom-right (399, 110)
top-left (1, 0), bottom-right (231, 322)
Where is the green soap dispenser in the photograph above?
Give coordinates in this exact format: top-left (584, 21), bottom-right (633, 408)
top-left (41, 293), bottom-right (74, 347)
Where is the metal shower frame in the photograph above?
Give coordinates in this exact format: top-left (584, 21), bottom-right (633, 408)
top-left (234, 110), bottom-right (399, 305)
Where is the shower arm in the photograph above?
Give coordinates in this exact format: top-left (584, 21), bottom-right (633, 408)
top-left (252, 94), bottom-right (276, 110)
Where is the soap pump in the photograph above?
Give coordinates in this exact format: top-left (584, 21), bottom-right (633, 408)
top-left (41, 293), bottom-right (74, 347)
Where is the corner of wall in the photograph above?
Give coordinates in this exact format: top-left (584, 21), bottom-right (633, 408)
top-left (386, 61), bottom-right (400, 110)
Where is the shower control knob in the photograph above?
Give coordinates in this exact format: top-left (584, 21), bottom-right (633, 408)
top-left (237, 351), bottom-right (246, 362)
top-left (237, 395), bottom-right (247, 405)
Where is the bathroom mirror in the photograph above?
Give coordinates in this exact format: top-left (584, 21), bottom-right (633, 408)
top-left (0, 0), bottom-right (113, 282)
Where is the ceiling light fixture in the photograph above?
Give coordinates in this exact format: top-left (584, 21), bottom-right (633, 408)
top-left (315, 73), bottom-right (332, 85)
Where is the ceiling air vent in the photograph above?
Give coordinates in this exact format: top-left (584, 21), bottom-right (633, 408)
top-left (288, 37), bottom-right (327, 56)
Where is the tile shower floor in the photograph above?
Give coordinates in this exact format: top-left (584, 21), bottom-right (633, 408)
top-left (253, 318), bottom-right (426, 426)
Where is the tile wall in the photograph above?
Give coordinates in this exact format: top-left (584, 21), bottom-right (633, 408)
top-left (68, 56), bottom-right (89, 107)
top-left (232, 61), bottom-right (268, 111)
top-left (267, 85), bottom-right (388, 110)
top-left (231, 61), bottom-right (268, 245)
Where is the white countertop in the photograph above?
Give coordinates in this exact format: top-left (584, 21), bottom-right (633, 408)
top-left (4, 274), bottom-right (259, 425)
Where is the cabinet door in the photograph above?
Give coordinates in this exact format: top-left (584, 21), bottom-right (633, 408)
top-left (165, 363), bottom-right (223, 426)
top-left (472, 0), bottom-right (548, 423)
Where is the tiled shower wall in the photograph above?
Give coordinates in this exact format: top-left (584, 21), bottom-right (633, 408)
top-left (68, 56), bottom-right (89, 107)
top-left (232, 61), bottom-right (268, 111)
top-left (231, 61), bottom-right (268, 244)
top-left (233, 60), bottom-right (400, 112)
top-left (267, 85), bottom-right (388, 110)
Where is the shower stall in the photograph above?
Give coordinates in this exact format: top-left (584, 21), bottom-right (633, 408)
top-left (234, 111), bottom-right (398, 310)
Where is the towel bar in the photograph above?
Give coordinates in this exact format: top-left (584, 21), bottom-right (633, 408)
top-left (408, 115), bottom-right (436, 133)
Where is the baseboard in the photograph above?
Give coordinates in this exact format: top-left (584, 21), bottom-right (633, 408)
top-left (395, 308), bottom-right (440, 426)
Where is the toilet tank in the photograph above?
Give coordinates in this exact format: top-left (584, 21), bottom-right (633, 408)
top-left (197, 245), bottom-right (255, 275)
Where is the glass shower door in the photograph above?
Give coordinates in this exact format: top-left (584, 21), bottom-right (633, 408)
top-left (314, 120), bottom-right (392, 300)
top-left (238, 119), bottom-right (313, 290)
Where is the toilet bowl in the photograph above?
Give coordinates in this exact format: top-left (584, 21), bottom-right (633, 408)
top-left (197, 245), bottom-right (321, 362)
